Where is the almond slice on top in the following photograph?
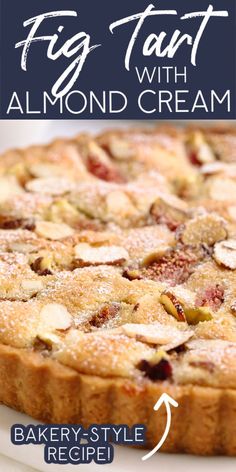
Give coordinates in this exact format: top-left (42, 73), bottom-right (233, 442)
top-left (150, 196), bottom-right (188, 231)
top-left (201, 162), bottom-right (236, 178)
top-left (201, 162), bottom-right (227, 176)
top-left (74, 243), bottom-right (129, 266)
top-left (38, 303), bottom-right (72, 345)
top-left (208, 178), bottom-right (236, 202)
top-left (106, 190), bottom-right (137, 218)
top-left (187, 131), bottom-right (215, 165)
top-left (107, 136), bottom-right (134, 161)
top-left (213, 239), bottom-right (236, 270)
top-left (0, 176), bottom-right (24, 203)
top-left (122, 322), bottom-right (193, 351)
top-left (26, 177), bottom-right (75, 196)
top-left (35, 221), bottom-right (74, 240)
top-left (179, 214), bottom-right (227, 246)
top-left (228, 206), bottom-right (236, 222)
top-left (21, 279), bottom-right (44, 293)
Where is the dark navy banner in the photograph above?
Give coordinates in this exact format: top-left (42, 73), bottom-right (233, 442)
top-left (0, 0), bottom-right (235, 119)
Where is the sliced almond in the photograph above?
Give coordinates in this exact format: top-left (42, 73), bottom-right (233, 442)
top-left (26, 177), bottom-right (75, 196)
top-left (38, 303), bottom-right (72, 342)
top-left (74, 243), bottom-right (129, 266)
top-left (228, 206), bottom-right (236, 222)
top-left (29, 163), bottom-right (66, 178)
top-left (106, 190), bottom-right (136, 218)
top-left (21, 279), bottom-right (44, 293)
top-left (108, 137), bottom-right (134, 161)
top-left (35, 221), bottom-right (74, 240)
top-left (201, 162), bottom-right (236, 177)
top-left (49, 199), bottom-right (79, 223)
top-left (150, 196), bottom-right (188, 230)
top-left (179, 214), bottom-right (227, 246)
top-left (208, 178), bottom-right (236, 202)
top-left (201, 162), bottom-right (227, 176)
top-left (10, 242), bottom-right (37, 254)
top-left (36, 332), bottom-right (61, 346)
top-left (0, 176), bottom-right (23, 203)
top-left (122, 322), bottom-right (193, 350)
top-left (213, 239), bottom-right (236, 269)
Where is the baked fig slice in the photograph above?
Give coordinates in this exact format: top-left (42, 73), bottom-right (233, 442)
top-left (86, 141), bottom-right (125, 183)
top-left (195, 285), bottom-right (224, 311)
top-left (128, 245), bottom-right (203, 285)
top-left (137, 355), bottom-right (172, 381)
top-left (187, 131), bottom-right (215, 166)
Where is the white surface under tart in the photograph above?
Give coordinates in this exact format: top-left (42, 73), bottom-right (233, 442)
top-left (0, 405), bottom-right (235, 472)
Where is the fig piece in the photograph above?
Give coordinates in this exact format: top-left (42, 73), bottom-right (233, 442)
top-left (140, 246), bottom-right (202, 285)
top-left (187, 131), bottom-right (215, 166)
top-left (195, 285), bottom-right (224, 311)
top-left (138, 357), bottom-right (172, 381)
top-left (90, 303), bottom-right (120, 328)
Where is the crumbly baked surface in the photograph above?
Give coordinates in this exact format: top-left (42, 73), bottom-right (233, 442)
top-left (1, 125), bottom-right (236, 455)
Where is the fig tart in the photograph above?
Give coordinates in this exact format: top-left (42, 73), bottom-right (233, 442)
top-left (0, 126), bottom-right (236, 455)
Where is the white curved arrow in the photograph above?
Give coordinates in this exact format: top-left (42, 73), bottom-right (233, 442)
top-left (142, 393), bottom-right (178, 461)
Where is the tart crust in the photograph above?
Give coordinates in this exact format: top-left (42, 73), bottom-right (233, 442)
top-left (1, 342), bottom-right (236, 456)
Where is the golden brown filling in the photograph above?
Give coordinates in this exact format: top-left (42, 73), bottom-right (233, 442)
top-left (0, 126), bottom-right (236, 387)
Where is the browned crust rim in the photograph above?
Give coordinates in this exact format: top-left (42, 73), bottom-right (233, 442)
top-left (0, 342), bottom-right (236, 456)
